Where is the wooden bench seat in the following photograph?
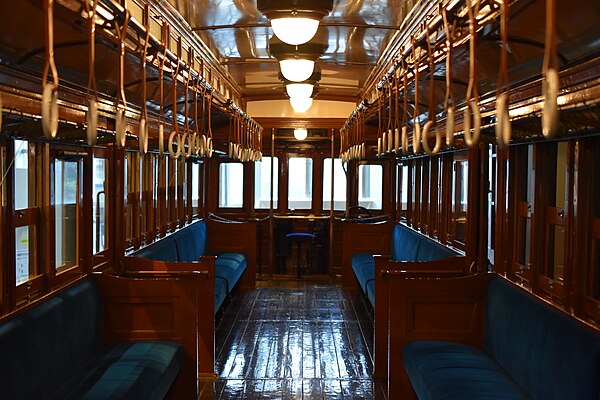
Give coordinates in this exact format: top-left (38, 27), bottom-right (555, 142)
top-left (125, 219), bottom-right (255, 313)
top-left (350, 223), bottom-right (464, 307)
top-left (0, 279), bottom-right (185, 400)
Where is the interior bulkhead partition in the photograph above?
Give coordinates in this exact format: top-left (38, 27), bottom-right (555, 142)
top-left (0, 0), bottom-right (600, 398)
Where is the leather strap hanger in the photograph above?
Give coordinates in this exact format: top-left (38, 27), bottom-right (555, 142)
top-left (42, 0), bottom-right (60, 138)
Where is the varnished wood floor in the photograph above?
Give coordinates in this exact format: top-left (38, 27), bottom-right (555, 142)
top-left (198, 280), bottom-right (387, 399)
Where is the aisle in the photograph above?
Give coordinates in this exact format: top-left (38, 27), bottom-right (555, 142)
top-left (198, 282), bottom-right (386, 399)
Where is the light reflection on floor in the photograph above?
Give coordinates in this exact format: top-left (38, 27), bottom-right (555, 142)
top-left (198, 281), bottom-right (386, 399)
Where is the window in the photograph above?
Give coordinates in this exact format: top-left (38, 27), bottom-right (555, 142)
top-left (15, 225), bottom-right (32, 284)
top-left (358, 164), bottom-right (383, 210)
top-left (541, 142), bottom-right (568, 282)
top-left (487, 145), bottom-right (497, 265)
top-left (323, 158), bottom-right (346, 211)
top-left (55, 157), bottom-right (81, 270)
top-left (92, 156), bottom-right (108, 254)
top-left (288, 157), bottom-right (313, 210)
top-left (451, 155), bottom-right (468, 245)
top-left (14, 140), bottom-right (36, 283)
top-left (14, 140), bottom-right (28, 210)
top-left (399, 163), bottom-right (409, 220)
top-left (255, 156), bottom-right (278, 209)
top-left (192, 161), bottom-right (200, 212)
top-left (219, 162), bottom-right (243, 208)
top-left (513, 145), bottom-right (534, 279)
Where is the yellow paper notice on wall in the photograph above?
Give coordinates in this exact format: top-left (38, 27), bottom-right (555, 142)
top-left (20, 238), bottom-right (28, 245)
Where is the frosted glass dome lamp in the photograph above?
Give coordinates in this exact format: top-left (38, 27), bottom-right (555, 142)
top-left (294, 128), bottom-right (308, 141)
top-left (257, 0), bottom-right (334, 45)
top-left (271, 17), bottom-right (320, 45)
top-left (279, 59), bottom-right (315, 82)
top-left (286, 83), bottom-right (314, 99)
top-left (290, 96), bottom-right (313, 113)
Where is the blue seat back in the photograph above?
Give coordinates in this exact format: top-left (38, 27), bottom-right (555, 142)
top-left (0, 280), bottom-right (101, 399)
top-left (172, 220), bottom-right (207, 261)
top-left (485, 278), bottom-right (600, 400)
top-left (136, 236), bottom-right (178, 262)
top-left (390, 224), bottom-right (421, 262)
top-left (416, 237), bottom-right (456, 261)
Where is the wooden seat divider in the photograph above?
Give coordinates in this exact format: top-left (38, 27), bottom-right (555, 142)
top-left (341, 219), bottom-right (394, 290)
top-left (375, 271), bottom-right (488, 398)
top-left (119, 218), bottom-right (258, 384)
top-left (95, 270), bottom-right (212, 398)
top-left (373, 255), bottom-right (469, 383)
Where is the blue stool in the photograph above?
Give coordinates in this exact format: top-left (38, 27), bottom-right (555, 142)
top-left (286, 232), bottom-right (316, 279)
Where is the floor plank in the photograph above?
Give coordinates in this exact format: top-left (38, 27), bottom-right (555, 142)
top-left (202, 281), bottom-right (387, 399)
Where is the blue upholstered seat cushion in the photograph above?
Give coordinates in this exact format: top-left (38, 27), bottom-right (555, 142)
top-left (365, 279), bottom-right (375, 308)
top-left (214, 277), bottom-right (228, 313)
top-left (351, 253), bottom-right (375, 293)
top-left (136, 236), bottom-right (178, 262)
top-left (172, 221), bottom-right (207, 261)
top-left (416, 238), bottom-right (456, 262)
top-left (51, 341), bottom-right (183, 400)
top-left (0, 280), bottom-right (102, 399)
top-left (485, 278), bottom-right (600, 400)
top-left (215, 252), bottom-right (247, 293)
top-left (403, 341), bottom-right (531, 400)
top-left (390, 224), bottom-right (421, 262)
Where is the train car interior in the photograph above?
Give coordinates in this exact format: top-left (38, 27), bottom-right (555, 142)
top-left (1, 0), bottom-right (600, 398)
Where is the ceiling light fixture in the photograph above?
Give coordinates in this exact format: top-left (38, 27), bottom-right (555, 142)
top-left (293, 128), bottom-right (308, 140)
top-left (279, 59), bottom-right (315, 82)
top-left (269, 33), bottom-right (327, 82)
top-left (290, 96), bottom-right (313, 113)
top-left (286, 83), bottom-right (315, 99)
top-left (257, 0), bottom-right (334, 45)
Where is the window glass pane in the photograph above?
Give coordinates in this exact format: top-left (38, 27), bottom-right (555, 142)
top-left (14, 140), bottom-right (28, 210)
top-left (173, 159), bottom-right (178, 203)
top-left (255, 157), bottom-right (278, 209)
top-left (288, 157), bottom-right (313, 210)
top-left (219, 162), bottom-right (244, 208)
top-left (140, 155), bottom-right (145, 236)
top-left (594, 235), bottom-right (600, 299)
top-left (55, 159), bottom-right (79, 269)
top-left (487, 145), bottom-right (496, 264)
top-left (323, 158), bottom-right (346, 211)
top-left (451, 159), bottom-right (468, 244)
top-left (182, 159), bottom-right (187, 206)
top-left (358, 164), bottom-right (383, 210)
top-left (93, 157), bottom-right (108, 254)
top-left (545, 142), bottom-right (568, 280)
top-left (192, 162), bottom-right (200, 210)
top-left (400, 164), bottom-right (408, 219)
top-left (15, 225), bottom-right (31, 284)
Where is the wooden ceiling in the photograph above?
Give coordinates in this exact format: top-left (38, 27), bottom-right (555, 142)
top-left (166, 0), bottom-right (415, 103)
